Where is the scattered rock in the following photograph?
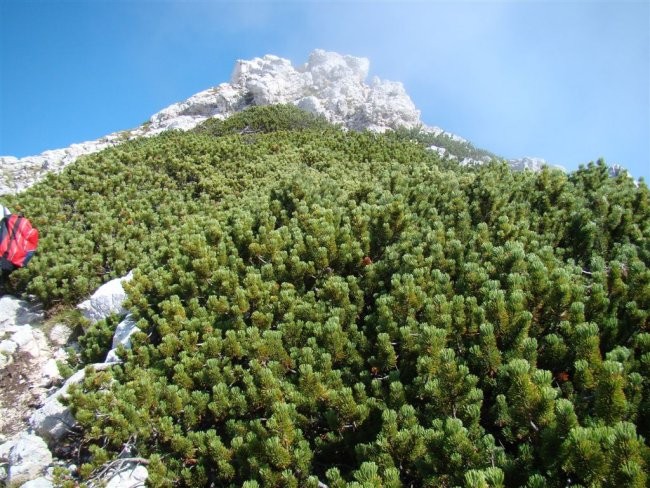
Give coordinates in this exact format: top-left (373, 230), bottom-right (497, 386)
top-left (104, 464), bottom-right (148, 488)
top-left (29, 363), bottom-right (113, 443)
top-left (0, 340), bottom-right (18, 355)
top-left (3, 433), bottom-right (52, 487)
top-left (19, 477), bottom-right (53, 488)
top-left (47, 324), bottom-right (73, 347)
top-left (77, 272), bottom-right (133, 324)
top-left (39, 359), bottom-right (62, 387)
top-left (10, 326), bottom-right (43, 358)
top-left (0, 297), bottom-right (44, 332)
top-left (0, 279), bottom-right (144, 487)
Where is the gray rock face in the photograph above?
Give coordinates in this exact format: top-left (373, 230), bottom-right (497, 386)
top-left (77, 271), bottom-right (133, 324)
top-left (0, 433), bottom-right (52, 487)
top-left (28, 393), bottom-right (77, 445)
top-left (105, 315), bottom-right (140, 363)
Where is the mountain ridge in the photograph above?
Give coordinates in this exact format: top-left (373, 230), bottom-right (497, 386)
top-left (1, 49), bottom-right (561, 196)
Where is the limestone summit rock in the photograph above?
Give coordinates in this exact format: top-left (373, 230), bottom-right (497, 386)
top-left (147, 49), bottom-right (420, 134)
top-left (0, 49), bottom-right (632, 194)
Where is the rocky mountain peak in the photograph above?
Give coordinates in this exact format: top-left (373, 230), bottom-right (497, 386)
top-left (1, 50), bottom-right (428, 195)
top-left (146, 49), bottom-right (421, 134)
top-left (5, 49), bottom-right (612, 196)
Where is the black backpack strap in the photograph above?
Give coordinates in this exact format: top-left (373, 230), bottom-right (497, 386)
top-left (0, 216), bottom-right (10, 252)
top-left (2, 216), bottom-right (23, 261)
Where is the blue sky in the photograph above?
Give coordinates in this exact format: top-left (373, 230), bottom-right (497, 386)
top-left (1, 0), bottom-right (648, 180)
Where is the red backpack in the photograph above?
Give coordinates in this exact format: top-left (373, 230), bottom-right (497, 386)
top-left (0, 214), bottom-right (39, 270)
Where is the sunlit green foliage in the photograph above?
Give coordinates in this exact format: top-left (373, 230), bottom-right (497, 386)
top-left (4, 106), bottom-right (650, 486)
top-left (194, 104), bottom-right (334, 137)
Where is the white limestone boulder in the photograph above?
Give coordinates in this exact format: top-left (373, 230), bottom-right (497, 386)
top-left (20, 477), bottom-right (53, 488)
top-left (0, 297), bottom-right (44, 333)
top-left (39, 358), bottom-right (62, 387)
top-left (77, 271), bottom-right (133, 324)
top-left (1, 433), bottom-right (52, 487)
top-left (507, 156), bottom-right (565, 173)
top-left (105, 315), bottom-right (140, 363)
top-left (10, 326), bottom-right (42, 358)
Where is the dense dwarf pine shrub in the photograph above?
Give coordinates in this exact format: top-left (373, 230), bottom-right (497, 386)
top-left (193, 104), bottom-right (334, 137)
top-left (390, 125), bottom-right (497, 162)
top-left (4, 106), bottom-right (650, 486)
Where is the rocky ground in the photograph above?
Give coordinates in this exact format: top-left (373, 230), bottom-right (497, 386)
top-left (0, 274), bottom-right (146, 487)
